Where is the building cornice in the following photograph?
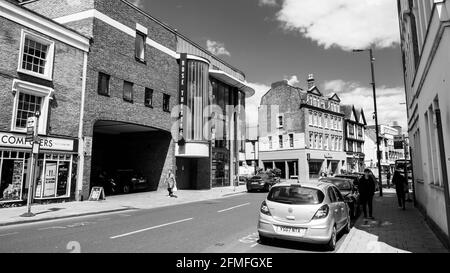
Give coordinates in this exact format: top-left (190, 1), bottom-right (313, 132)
top-left (300, 103), bottom-right (345, 117)
top-left (0, 0), bottom-right (90, 52)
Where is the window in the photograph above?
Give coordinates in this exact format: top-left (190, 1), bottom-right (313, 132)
top-left (279, 135), bottom-right (283, 149)
top-left (144, 88), bottom-right (153, 107)
top-left (314, 134), bottom-right (318, 149)
top-left (163, 94), bottom-right (170, 112)
top-left (328, 187), bottom-right (337, 203)
top-left (318, 113), bottom-right (322, 127)
top-left (18, 30), bottom-right (55, 80)
top-left (278, 115), bottom-right (284, 128)
top-left (98, 72), bottom-right (110, 96)
top-left (269, 136), bottom-right (273, 149)
top-left (325, 135), bottom-right (329, 150)
top-left (309, 133), bottom-right (313, 148)
top-left (123, 81), bottom-right (134, 102)
top-left (309, 111), bottom-right (313, 125)
top-left (289, 134), bottom-right (294, 148)
top-left (319, 134), bottom-right (323, 149)
top-left (314, 112), bottom-right (318, 126)
top-left (135, 31), bottom-right (146, 62)
top-left (324, 115), bottom-right (328, 128)
top-left (349, 124), bottom-right (355, 136)
top-left (358, 126), bottom-right (363, 137)
top-left (11, 80), bottom-right (52, 135)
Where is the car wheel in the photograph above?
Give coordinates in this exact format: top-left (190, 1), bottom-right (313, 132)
top-left (326, 226), bottom-right (337, 251)
top-left (123, 185), bottom-right (131, 194)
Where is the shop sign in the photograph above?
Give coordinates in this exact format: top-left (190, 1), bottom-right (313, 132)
top-left (0, 132), bottom-right (74, 152)
top-left (178, 53), bottom-right (188, 143)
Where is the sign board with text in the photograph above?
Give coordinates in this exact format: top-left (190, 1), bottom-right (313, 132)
top-left (0, 132), bottom-right (75, 152)
top-left (88, 187), bottom-right (105, 201)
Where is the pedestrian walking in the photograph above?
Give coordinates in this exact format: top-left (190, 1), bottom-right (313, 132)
top-left (392, 168), bottom-right (406, 210)
top-left (358, 168), bottom-right (376, 219)
top-left (165, 170), bottom-right (178, 198)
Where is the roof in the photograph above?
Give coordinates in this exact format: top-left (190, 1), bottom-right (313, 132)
top-left (273, 181), bottom-right (331, 190)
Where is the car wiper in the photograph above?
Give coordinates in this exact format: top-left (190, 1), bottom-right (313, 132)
top-left (274, 199), bottom-right (293, 204)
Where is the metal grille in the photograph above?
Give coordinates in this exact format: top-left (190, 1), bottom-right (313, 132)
top-left (15, 93), bottom-right (42, 129)
top-left (21, 38), bottom-right (48, 74)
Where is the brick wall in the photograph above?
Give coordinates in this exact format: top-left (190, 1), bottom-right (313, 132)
top-left (0, 16), bottom-right (84, 138)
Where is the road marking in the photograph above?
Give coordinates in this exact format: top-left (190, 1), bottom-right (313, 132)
top-left (38, 226), bottom-right (67, 231)
top-left (0, 232), bottom-right (19, 237)
top-left (218, 203), bottom-right (250, 213)
top-left (110, 218), bottom-right (194, 239)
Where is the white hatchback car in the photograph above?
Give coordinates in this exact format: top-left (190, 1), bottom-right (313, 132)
top-left (258, 181), bottom-right (351, 250)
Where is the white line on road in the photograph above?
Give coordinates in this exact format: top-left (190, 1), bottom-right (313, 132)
top-left (110, 218), bottom-right (194, 239)
top-left (0, 232), bottom-right (19, 237)
top-left (251, 243), bottom-right (258, 248)
top-left (218, 203), bottom-right (250, 213)
top-left (38, 226), bottom-right (67, 231)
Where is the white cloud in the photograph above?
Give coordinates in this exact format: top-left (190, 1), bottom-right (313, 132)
top-left (245, 82), bottom-right (272, 127)
top-left (323, 80), bottom-right (408, 131)
top-left (284, 75), bottom-right (299, 86)
top-left (269, 0), bottom-right (400, 51)
top-left (206, 40), bottom-right (231, 56)
top-left (129, 0), bottom-right (144, 8)
top-left (258, 0), bottom-right (278, 7)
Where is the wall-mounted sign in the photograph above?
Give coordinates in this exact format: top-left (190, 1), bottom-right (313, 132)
top-left (0, 132), bottom-right (75, 152)
top-left (84, 136), bottom-right (93, 156)
top-left (178, 53), bottom-right (188, 143)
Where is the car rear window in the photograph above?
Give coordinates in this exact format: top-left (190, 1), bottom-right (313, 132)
top-left (331, 180), bottom-right (352, 191)
top-left (268, 186), bottom-right (325, 205)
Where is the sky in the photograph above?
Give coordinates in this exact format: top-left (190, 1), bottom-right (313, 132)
top-left (130, 0), bottom-right (407, 131)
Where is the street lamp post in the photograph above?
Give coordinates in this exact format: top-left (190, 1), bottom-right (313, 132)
top-left (353, 48), bottom-right (383, 196)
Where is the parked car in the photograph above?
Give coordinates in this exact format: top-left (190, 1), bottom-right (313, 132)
top-left (258, 181), bottom-right (351, 250)
top-left (109, 169), bottom-right (150, 194)
top-left (247, 172), bottom-right (279, 192)
top-left (319, 177), bottom-right (360, 219)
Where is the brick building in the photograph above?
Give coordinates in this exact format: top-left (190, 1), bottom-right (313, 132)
top-left (14, 0), bottom-right (254, 200)
top-left (341, 105), bottom-right (367, 173)
top-left (0, 0), bottom-right (90, 204)
top-left (258, 75), bottom-right (346, 182)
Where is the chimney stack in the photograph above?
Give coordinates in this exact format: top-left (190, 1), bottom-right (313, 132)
top-left (307, 74), bottom-right (315, 90)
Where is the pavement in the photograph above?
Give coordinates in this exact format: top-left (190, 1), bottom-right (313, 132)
top-left (338, 188), bottom-right (449, 253)
top-left (0, 185), bottom-right (247, 226)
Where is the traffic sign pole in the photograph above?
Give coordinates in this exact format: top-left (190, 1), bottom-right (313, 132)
top-left (21, 112), bottom-right (40, 217)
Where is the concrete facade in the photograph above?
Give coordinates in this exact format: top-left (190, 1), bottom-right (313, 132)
top-left (258, 76), bottom-right (346, 182)
top-left (398, 0), bottom-right (450, 244)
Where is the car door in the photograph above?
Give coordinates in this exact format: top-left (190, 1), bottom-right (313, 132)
top-left (332, 186), bottom-right (347, 228)
top-left (327, 187), bottom-right (340, 228)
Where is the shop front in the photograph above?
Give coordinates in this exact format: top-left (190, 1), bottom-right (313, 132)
top-left (0, 131), bottom-right (77, 205)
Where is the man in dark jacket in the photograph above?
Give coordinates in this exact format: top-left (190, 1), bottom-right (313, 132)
top-left (358, 169), bottom-right (376, 219)
top-left (392, 169), bottom-right (406, 210)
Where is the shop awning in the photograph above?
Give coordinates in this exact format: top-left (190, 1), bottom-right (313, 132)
top-left (209, 69), bottom-right (255, 98)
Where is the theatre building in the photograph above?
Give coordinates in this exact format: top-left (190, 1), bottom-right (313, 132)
top-left (0, 1), bottom-right (90, 204)
top-left (258, 75), bottom-right (346, 182)
top-left (18, 0), bottom-right (254, 200)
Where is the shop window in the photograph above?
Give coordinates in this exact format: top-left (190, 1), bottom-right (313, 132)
top-left (0, 151), bottom-right (28, 203)
top-left (144, 88), bottom-right (153, 107)
top-left (163, 94), bottom-right (170, 112)
top-left (135, 31), bottom-right (146, 63)
top-left (34, 154), bottom-right (72, 199)
top-left (123, 81), bottom-right (134, 103)
top-left (11, 80), bottom-right (52, 135)
top-left (18, 30), bottom-right (55, 80)
top-left (98, 72), bottom-right (110, 96)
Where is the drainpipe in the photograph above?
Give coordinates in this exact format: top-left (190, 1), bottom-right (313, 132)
top-left (76, 51), bottom-right (88, 201)
top-left (435, 108), bottom-right (450, 244)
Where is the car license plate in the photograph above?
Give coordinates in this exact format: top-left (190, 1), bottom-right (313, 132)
top-left (274, 225), bottom-right (306, 236)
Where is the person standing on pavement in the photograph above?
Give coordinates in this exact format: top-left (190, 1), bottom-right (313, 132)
top-left (358, 169), bottom-right (376, 219)
top-left (392, 169), bottom-right (406, 210)
top-left (165, 170), bottom-right (178, 198)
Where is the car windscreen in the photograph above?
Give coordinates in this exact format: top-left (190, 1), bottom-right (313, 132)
top-left (330, 180), bottom-right (352, 191)
top-left (267, 186), bottom-right (324, 205)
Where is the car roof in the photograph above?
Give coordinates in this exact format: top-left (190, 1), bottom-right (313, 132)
top-left (272, 181), bottom-right (332, 191)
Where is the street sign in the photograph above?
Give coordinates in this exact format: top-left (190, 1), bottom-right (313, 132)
top-left (26, 117), bottom-right (37, 142)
